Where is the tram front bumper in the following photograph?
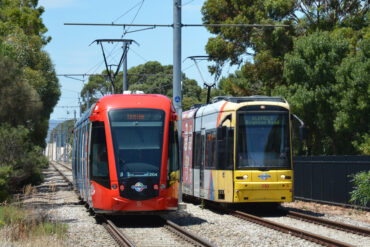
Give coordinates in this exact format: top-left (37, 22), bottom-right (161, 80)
top-left (234, 182), bottom-right (293, 202)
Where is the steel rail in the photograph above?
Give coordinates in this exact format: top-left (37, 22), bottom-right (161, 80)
top-left (51, 161), bottom-right (134, 247)
top-left (232, 210), bottom-right (355, 247)
top-left (294, 197), bottom-right (370, 212)
top-left (164, 219), bottom-right (217, 247)
top-left (55, 161), bottom-right (72, 171)
top-left (286, 210), bottom-right (370, 236)
top-left (50, 161), bottom-right (73, 186)
top-left (103, 219), bottom-right (136, 247)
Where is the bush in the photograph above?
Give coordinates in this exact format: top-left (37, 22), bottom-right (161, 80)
top-left (349, 171), bottom-right (370, 207)
top-left (0, 124), bottom-right (48, 201)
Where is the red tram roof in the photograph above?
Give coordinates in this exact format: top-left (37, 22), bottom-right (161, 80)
top-left (98, 94), bottom-right (171, 109)
top-left (89, 94), bottom-right (172, 122)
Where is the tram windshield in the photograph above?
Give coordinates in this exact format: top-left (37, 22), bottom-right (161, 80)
top-left (108, 109), bottom-right (165, 179)
top-left (237, 112), bottom-right (291, 169)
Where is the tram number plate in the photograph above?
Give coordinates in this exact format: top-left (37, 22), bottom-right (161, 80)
top-left (261, 184), bottom-right (269, 189)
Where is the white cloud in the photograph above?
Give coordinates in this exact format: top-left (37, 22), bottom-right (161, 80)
top-left (38, 0), bottom-right (75, 9)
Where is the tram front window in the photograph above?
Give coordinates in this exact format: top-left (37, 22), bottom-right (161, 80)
top-left (108, 109), bottom-right (165, 179)
top-left (237, 112), bottom-right (290, 169)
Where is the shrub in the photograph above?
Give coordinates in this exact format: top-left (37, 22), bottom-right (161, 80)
top-left (349, 171), bottom-right (370, 207)
top-left (0, 124), bottom-right (48, 200)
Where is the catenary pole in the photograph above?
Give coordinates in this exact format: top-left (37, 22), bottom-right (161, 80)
top-left (173, 0), bottom-right (183, 204)
top-left (123, 43), bottom-right (128, 92)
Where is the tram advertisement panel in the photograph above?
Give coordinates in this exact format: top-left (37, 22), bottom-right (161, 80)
top-left (182, 110), bottom-right (196, 194)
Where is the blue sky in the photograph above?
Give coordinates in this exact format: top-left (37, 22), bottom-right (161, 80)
top-left (38, 0), bottom-right (238, 120)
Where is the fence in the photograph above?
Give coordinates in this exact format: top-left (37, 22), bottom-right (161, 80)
top-left (293, 156), bottom-right (370, 207)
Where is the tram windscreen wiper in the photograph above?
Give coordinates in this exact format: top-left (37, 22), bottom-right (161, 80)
top-left (258, 168), bottom-right (271, 171)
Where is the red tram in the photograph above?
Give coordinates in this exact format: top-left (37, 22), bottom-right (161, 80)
top-left (72, 94), bottom-right (179, 214)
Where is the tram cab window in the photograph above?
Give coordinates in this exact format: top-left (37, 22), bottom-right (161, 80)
top-left (108, 109), bottom-right (164, 179)
top-left (237, 112), bottom-right (290, 169)
top-left (90, 121), bottom-right (110, 188)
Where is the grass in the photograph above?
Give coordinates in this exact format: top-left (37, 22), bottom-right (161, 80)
top-left (0, 184), bottom-right (68, 245)
top-left (0, 203), bottom-right (68, 242)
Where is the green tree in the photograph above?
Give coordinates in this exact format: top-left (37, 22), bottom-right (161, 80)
top-left (273, 30), bottom-right (369, 155)
top-left (0, 0), bottom-right (60, 200)
top-left (334, 29), bottom-right (370, 154)
top-left (0, 52), bottom-right (43, 128)
top-left (80, 61), bottom-right (205, 111)
top-left (202, 0), bottom-right (368, 94)
top-left (0, 0), bottom-right (60, 147)
top-left (218, 69), bottom-right (263, 96)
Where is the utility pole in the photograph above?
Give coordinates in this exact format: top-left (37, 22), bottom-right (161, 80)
top-left (86, 91), bottom-right (90, 110)
top-left (78, 95), bottom-right (82, 117)
top-left (64, 123), bottom-right (68, 163)
top-left (173, 0), bottom-right (183, 205)
top-left (57, 126), bottom-right (60, 161)
top-left (123, 42), bottom-right (129, 92)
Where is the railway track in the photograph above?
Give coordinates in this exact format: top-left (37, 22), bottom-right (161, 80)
top-left (294, 197), bottom-right (370, 212)
top-left (163, 218), bottom-right (216, 247)
top-left (192, 198), bottom-right (369, 246)
top-left (104, 215), bottom-right (216, 247)
top-left (51, 161), bottom-right (369, 246)
top-left (285, 210), bottom-right (370, 236)
top-left (50, 161), bottom-right (73, 186)
top-left (232, 210), bottom-right (355, 247)
top-left (50, 161), bottom-right (215, 247)
top-left (101, 218), bottom-right (136, 247)
top-left (55, 161), bottom-right (72, 171)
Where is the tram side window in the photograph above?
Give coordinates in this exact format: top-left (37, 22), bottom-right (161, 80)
top-left (216, 127), bottom-right (226, 170)
top-left (205, 131), bottom-right (217, 168)
top-left (193, 132), bottom-right (202, 168)
top-left (217, 127), bottom-right (234, 170)
top-left (167, 122), bottom-right (179, 183)
top-left (73, 131), bottom-right (78, 174)
top-left (226, 128), bottom-right (234, 170)
top-left (77, 128), bottom-right (81, 174)
top-left (90, 122), bottom-right (110, 188)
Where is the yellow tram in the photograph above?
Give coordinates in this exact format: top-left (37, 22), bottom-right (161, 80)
top-left (181, 96), bottom-right (304, 204)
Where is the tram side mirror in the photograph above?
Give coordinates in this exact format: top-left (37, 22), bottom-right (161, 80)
top-left (217, 126), bottom-right (227, 140)
top-left (292, 114), bottom-right (306, 140)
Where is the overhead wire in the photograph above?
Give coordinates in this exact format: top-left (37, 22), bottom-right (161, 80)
top-left (182, 0), bottom-right (195, 6)
top-left (112, 1), bottom-right (143, 24)
top-left (85, 1), bottom-right (147, 78)
top-left (130, 48), bottom-right (148, 62)
top-left (123, 0), bottom-right (145, 36)
top-left (87, 1), bottom-right (146, 76)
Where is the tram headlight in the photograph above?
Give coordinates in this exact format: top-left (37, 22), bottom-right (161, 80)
top-left (281, 175), bottom-right (286, 179)
top-left (243, 175), bottom-right (248, 180)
